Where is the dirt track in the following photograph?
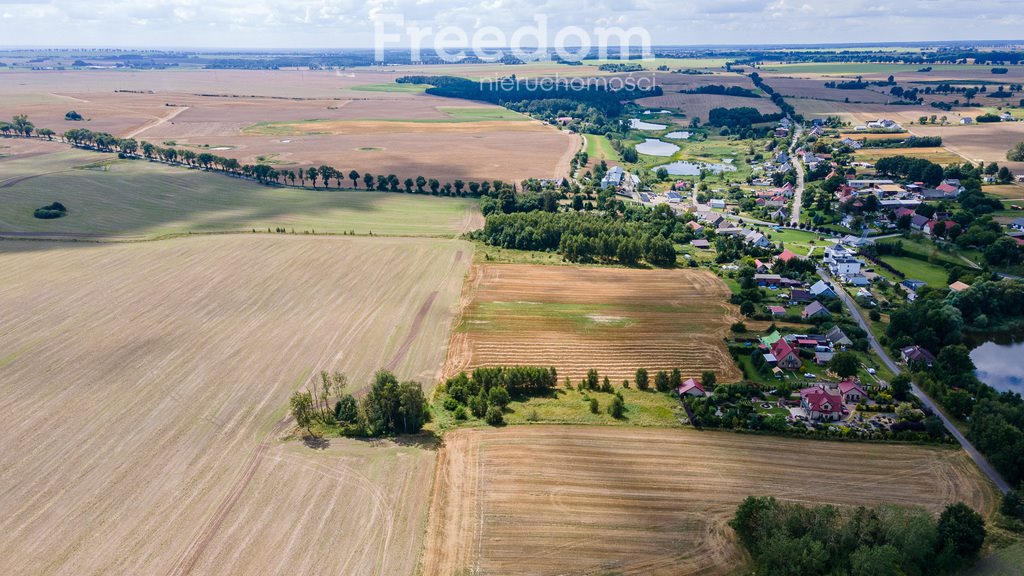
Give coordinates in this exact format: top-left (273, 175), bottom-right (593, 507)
top-left (421, 426), bottom-right (998, 576)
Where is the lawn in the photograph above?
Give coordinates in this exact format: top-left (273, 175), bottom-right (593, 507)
top-left (766, 228), bottom-right (828, 254)
top-left (968, 542), bottom-right (1024, 576)
top-left (0, 153), bottom-right (482, 238)
top-left (878, 255), bottom-right (950, 287)
top-left (877, 237), bottom-right (970, 268)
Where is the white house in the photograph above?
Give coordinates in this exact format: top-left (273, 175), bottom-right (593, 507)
top-left (600, 166), bottom-right (624, 189)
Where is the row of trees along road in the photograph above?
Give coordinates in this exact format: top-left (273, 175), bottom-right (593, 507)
top-left (4, 115), bottom-right (512, 199)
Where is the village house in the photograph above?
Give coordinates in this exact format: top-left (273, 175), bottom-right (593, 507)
top-left (810, 280), bottom-right (837, 299)
top-left (800, 386), bottom-right (844, 421)
top-left (768, 305), bottom-right (787, 317)
top-left (838, 381), bottom-right (867, 404)
top-left (948, 281), bottom-right (970, 293)
top-left (677, 378), bottom-right (706, 397)
top-left (802, 301), bottom-right (831, 319)
top-left (769, 338), bottom-right (802, 370)
top-left (600, 166), bottom-right (624, 189)
top-left (901, 345), bottom-right (936, 368)
top-left (789, 289), bottom-right (813, 304)
top-left (826, 326), bottom-right (852, 348)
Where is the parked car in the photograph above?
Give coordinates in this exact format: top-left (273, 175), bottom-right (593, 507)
top-left (867, 368), bottom-right (877, 375)
top-left (804, 373), bottom-right (816, 379)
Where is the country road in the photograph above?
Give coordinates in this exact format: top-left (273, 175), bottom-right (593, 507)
top-left (818, 269), bottom-right (1012, 494)
top-left (789, 122), bottom-right (805, 226)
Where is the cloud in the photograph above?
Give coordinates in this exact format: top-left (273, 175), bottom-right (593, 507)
top-left (0, 0), bottom-right (1020, 47)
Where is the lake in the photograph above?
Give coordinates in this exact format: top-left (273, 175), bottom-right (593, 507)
top-left (656, 160), bottom-right (738, 176)
top-left (635, 139), bottom-right (680, 157)
top-left (629, 119), bottom-right (668, 130)
top-left (969, 332), bottom-right (1024, 395)
top-left (665, 131), bottom-right (692, 140)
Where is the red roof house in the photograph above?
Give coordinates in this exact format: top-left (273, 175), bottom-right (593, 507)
top-left (777, 249), bottom-right (798, 263)
top-left (800, 387), bottom-right (844, 421)
top-left (838, 381), bottom-right (866, 403)
top-left (771, 338), bottom-right (802, 370)
top-left (677, 378), bottom-right (706, 397)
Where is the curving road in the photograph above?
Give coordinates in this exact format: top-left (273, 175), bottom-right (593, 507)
top-left (819, 269), bottom-right (1011, 494)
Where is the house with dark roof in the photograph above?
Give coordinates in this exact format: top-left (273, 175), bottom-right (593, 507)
top-left (901, 279), bottom-right (927, 291)
top-left (691, 239), bottom-right (710, 249)
top-left (901, 345), bottom-right (936, 368)
top-left (826, 326), bottom-right (852, 348)
top-left (802, 301), bottom-right (831, 319)
top-left (789, 289), bottom-right (813, 304)
top-left (910, 214), bottom-right (930, 230)
top-left (800, 387), bottom-right (844, 421)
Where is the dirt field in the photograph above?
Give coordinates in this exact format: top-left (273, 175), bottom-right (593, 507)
top-left (421, 426), bottom-right (999, 576)
top-left (0, 68), bottom-right (579, 182)
top-left (445, 264), bottom-right (741, 383)
top-left (0, 141), bottom-right (483, 238)
top-left (635, 92), bottom-right (780, 121)
top-left (910, 123), bottom-right (1024, 168)
top-left (0, 234), bottom-right (469, 575)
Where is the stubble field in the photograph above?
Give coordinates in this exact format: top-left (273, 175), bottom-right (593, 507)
top-left (0, 68), bottom-right (579, 182)
top-left (445, 264), bottom-right (742, 383)
top-left (0, 141), bottom-right (483, 238)
top-left (0, 234), bottom-right (469, 575)
top-left (421, 426), bottom-right (999, 576)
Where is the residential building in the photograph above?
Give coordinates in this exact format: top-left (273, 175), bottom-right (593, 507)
top-left (901, 345), bottom-right (936, 368)
top-left (810, 280), bottom-right (837, 299)
top-left (600, 166), bottom-right (624, 189)
top-left (838, 381), bottom-right (866, 404)
top-left (770, 338), bottom-right (802, 370)
top-left (800, 387), bottom-right (844, 421)
top-left (677, 378), bottom-right (706, 397)
top-left (826, 326), bottom-right (852, 348)
top-left (802, 301), bottom-right (831, 319)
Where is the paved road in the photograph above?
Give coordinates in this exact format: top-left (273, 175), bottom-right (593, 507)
top-left (819, 269), bottom-right (1012, 494)
top-left (789, 123), bottom-right (805, 226)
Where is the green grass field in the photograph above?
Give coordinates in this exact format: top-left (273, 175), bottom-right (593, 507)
top-left (878, 255), bottom-right (949, 287)
top-left (437, 106), bottom-right (530, 121)
top-left (968, 542), bottom-right (1024, 576)
top-left (584, 134), bottom-right (621, 164)
top-left (0, 151), bottom-right (481, 238)
top-left (348, 82), bottom-right (430, 93)
top-left (430, 386), bottom-right (685, 431)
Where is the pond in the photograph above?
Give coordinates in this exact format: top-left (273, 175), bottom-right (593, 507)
top-left (665, 131), bottom-right (692, 140)
top-left (655, 160), bottom-right (738, 176)
top-left (635, 139), bottom-right (680, 157)
top-left (629, 119), bottom-right (668, 130)
top-left (969, 332), bottom-right (1024, 395)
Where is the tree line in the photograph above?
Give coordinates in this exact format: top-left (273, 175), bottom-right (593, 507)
top-left (4, 115), bottom-right (514, 200)
top-left (731, 496), bottom-right (986, 576)
top-left (289, 370), bottom-right (429, 437)
top-left (476, 208), bottom-right (680, 266)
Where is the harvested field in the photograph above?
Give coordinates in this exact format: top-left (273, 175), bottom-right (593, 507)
top-left (421, 426), bottom-right (999, 576)
top-left (984, 183), bottom-right (1024, 200)
top-left (0, 234), bottom-right (470, 575)
top-left (911, 123), bottom-right (1024, 167)
top-left (855, 147), bottom-right (965, 165)
top-left (445, 264), bottom-right (741, 383)
top-left (0, 144), bottom-right (483, 238)
top-left (0, 68), bottom-right (578, 182)
top-left (635, 92), bottom-right (779, 120)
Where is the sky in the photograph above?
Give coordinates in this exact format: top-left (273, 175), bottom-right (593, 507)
top-left (0, 0), bottom-right (1023, 49)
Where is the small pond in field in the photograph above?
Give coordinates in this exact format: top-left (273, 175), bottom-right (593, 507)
top-left (665, 131), bottom-right (692, 140)
top-left (629, 119), bottom-right (668, 130)
top-left (968, 331), bottom-right (1024, 395)
top-left (635, 139), bottom-right (679, 157)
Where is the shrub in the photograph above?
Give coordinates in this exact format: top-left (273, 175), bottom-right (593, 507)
top-left (453, 406), bottom-right (468, 420)
top-left (33, 202), bottom-right (67, 219)
top-left (589, 397), bottom-right (599, 414)
top-left (488, 386), bottom-right (510, 409)
top-left (635, 368), bottom-right (650, 390)
top-left (485, 406), bottom-right (504, 425)
top-left (608, 395), bottom-right (625, 419)
top-left (654, 370), bottom-right (671, 392)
